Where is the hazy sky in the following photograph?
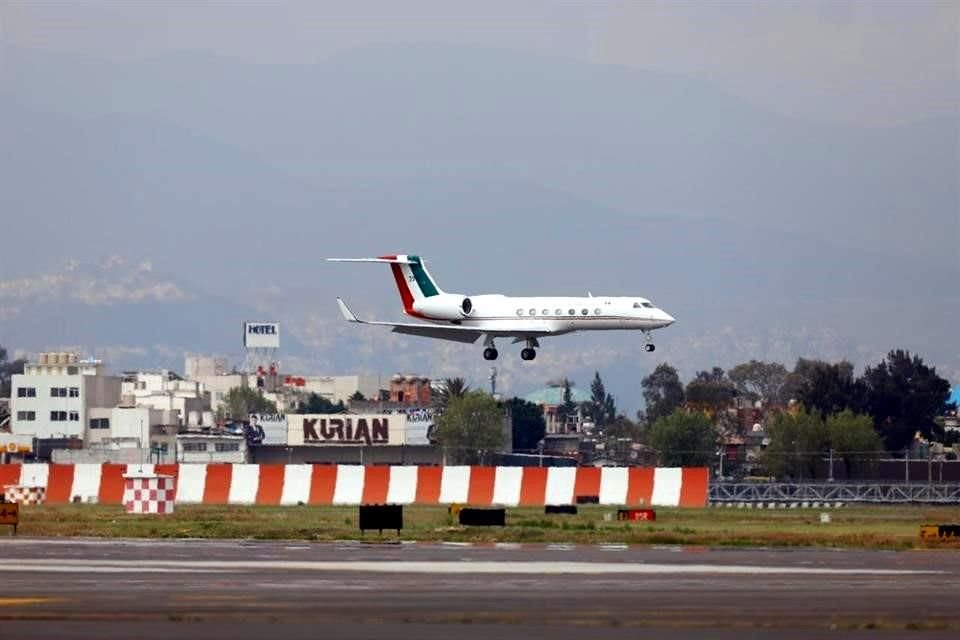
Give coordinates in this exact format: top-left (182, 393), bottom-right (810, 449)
top-left (1, 1), bottom-right (957, 409)
top-left (4, 1), bottom-right (956, 125)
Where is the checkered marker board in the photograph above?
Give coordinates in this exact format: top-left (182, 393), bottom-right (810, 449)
top-left (3, 485), bottom-right (46, 505)
top-left (123, 476), bottom-right (176, 514)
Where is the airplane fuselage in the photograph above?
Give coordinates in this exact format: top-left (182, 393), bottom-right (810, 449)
top-left (411, 293), bottom-right (674, 336)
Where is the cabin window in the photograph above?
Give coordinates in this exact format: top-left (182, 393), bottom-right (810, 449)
top-left (555, 309), bottom-right (562, 315)
top-left (568, 309), bottom-right (575, 315)
top-left (529, 308), bottom-right (536, 316)
top-left (542, 309), bottom-right (549, 316)
top-left (594, 308), bottom-right (601, 315)
top-left (581, 309), bottom-right (588, 315)
top-left (517, 309), bottom-right (523, 316)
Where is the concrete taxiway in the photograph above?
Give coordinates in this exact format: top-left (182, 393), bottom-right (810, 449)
top-left (0, 538), bottom-right (957, 639)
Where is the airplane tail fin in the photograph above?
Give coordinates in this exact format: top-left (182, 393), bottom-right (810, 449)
top-left (327, 255), bottom-right (444, 314)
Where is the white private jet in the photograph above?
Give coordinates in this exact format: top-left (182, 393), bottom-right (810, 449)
top-left (328, 254), bottom-right (674, 361)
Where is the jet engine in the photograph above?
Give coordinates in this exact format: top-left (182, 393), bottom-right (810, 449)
top-left (412, 294), bottom-right (475, 320)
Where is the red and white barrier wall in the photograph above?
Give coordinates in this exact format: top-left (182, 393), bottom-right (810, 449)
top-left (0, 464), bottom-right (708, 507)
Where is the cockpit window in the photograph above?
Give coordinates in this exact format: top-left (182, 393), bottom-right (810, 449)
top-left (634, 301), bottom-right (655, 309)
top-left (643, 302), bottom-right (654, 308)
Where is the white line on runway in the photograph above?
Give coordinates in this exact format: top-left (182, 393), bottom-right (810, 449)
top-left (0, 559), bottom-right (943, 576)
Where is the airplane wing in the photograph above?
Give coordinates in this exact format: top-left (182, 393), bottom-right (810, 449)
top-left (336, 298), bottom-right (552, 344)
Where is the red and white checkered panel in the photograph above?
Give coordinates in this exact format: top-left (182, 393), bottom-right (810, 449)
top-left (3, 485), bottom-right (46, 505)
top-left (123, 476), bottom-right (176, 514)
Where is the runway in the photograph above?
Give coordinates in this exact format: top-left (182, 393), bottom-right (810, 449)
top-left (0, 538), bottom-right (957, 639)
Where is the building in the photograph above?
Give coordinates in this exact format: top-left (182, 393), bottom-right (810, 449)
top-left (389, 374), bottom-right (432, 405)
top-left (279, 374), bottom-right (384, 405)
top-left (121, 370), bottom-right (212, 426)
top-left (9, 352), bottom-right (121, 440)
top-left (524, 382), bottom-right (591, 434)
top-left (177, 433), bottom-right (248, 464)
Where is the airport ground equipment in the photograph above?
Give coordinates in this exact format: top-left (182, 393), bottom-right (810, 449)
top-left (359, 504), bottom-right (403, 534)
top-left (458, 507), bottom-right (506, 527)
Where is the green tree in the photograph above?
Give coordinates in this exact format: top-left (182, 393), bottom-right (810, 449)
top-left (826, 410), bottom-right (883, 478)
top-left (795, 359), bottom-right (863, 419)
top-left (762, 409), bottom-right (828, 480)
top-left (729, 360), bottom-right (789, 405)
top-left (588, 371), bottom-right (616, 427)
top-left (605, 415), bottom-right (643, 442)
top-left (507, 397), bottom-right (546, 451)
top-left (349, 390), bottom-right (366, 402)
top-left (223, 386), bottom-right (277, 420)
top-left (555, 378), bottom-right (578, 428)
top-left (860, 350), bottom-right (951, 451)
top-left (434, 391), bottom-right (506, 464)
top-left (648, 410), bottom-right (716, 467)
top-left (295, 393), bottom-right (346, 414)
top-left (433, 377), bottom-right (469, 411)
top-left (641, 363), bottom-right (685, 424)
top-left (0, 346), bottom-right (27, 398)
top-left (684, 367), bottom-right (736, 415)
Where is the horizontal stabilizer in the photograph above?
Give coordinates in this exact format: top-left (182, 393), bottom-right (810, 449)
top-left (326, 257), bottom-right (416, 264)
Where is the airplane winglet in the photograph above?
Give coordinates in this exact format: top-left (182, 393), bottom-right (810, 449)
top-left (336, 297), bottom-right (361, 322)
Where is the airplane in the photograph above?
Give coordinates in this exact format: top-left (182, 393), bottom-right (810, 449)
top-left (327, 254), bottom-right (674, 361)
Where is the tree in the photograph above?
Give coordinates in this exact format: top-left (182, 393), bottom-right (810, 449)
top-left (648, 410), bottom-right (716, 467)
top-left (684, 367), bottom-right (736, 415)
top-left (588, 371), bottom-right (615, 427)
top-left (605, 415), bottom-right (643, 442)
top-left (295, 393), bottom-right (346, 414)
top-left (794, 359), bottom-right (863, 420)
top-left (223, 386), bottom-right (277, 420)
top-left (349, 390), bottom-right (366, 402)
top-left (433, 377), bottom-right (469, 411)
top-left (0, 346), bottom-right (27, 398)
top-left (860, 349), bottom-right (951, 451)
top-left (555, 378), bottom-right (578, 428)
top-left (507, 397), bottom-right (546, 452)
top-left (728, 360), bottom-right (788, 405)
top-left (641, 363), bottom-right (685, 424)
top-left (826, 410), bottom-right (883, 478)
top-left (762, 409), bottom-right (828, 480)
top-left (434, 391), bottom-right (506, 464)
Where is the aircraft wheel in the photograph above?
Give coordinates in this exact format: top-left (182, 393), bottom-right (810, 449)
top-left (521, 348), bottom-right (536, 361)
top-left (644, 344), bottom-right (656, 352)
top-left (483, 347), bottom-right (499, 361)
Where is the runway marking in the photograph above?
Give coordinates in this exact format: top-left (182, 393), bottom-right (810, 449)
top-left (0, 597), bottom-right (61, 606)
top-left (0, 559), bottom-right (943, 576)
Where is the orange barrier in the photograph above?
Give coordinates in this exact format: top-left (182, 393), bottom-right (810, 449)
top-left (0, 464), bottom-right (709, 507)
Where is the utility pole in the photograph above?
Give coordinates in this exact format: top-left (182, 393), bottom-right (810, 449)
top-left (828, 448), bottom-right (834, 482)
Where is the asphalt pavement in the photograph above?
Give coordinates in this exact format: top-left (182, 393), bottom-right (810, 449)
top-left (0, 538), bottom-right (956, 639)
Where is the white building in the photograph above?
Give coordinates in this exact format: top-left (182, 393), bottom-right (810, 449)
top-left (121, 370), bottom-right (212, 426)
top-left (9, 353), bottom-right (121, 440)
top-left (177, 433), bottom-right (247, 464)
top-left (281, 375), bottom-right (384, 405)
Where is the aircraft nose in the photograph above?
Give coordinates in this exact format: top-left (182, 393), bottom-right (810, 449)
top-left (660, 310), bottom-right (675, 326)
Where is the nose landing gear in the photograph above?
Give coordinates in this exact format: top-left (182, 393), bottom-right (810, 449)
top-left (643, 331), bottom-right (655, 352)
top-left (644, 344), bottom-right (656, 352)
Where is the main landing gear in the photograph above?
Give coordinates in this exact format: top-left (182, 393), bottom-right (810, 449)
top-left (483, 338), bottom-right (538, 361)
top-left (643, 331), bottom-right (656, 352)
top-left (520, 338), bottom-right (539, 361)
